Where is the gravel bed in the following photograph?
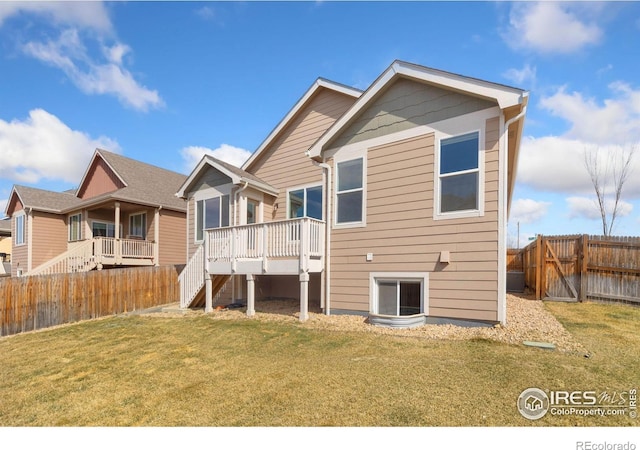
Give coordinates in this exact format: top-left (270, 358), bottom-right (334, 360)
top-left (150, 294), bottom-right (588, 355)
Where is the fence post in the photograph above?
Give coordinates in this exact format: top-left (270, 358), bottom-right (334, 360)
top-left (535, 235), bottom-right (543, 300)
top-left (579, 234), bottom-right (589, 302)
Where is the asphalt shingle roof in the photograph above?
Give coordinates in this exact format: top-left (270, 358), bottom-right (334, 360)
top-left (9, 149), bottom-right (188, 214)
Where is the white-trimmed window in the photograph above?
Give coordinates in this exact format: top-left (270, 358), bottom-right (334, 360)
top-left (437, 131), bottom-right (481, 216)
top-left (68, 213), bottom-right (82, 242)
top-left (288, 185), bottom-right (323, 220)
top-left (92, 221), bottom-right (122, 238)
top-left (129, 213), bottom-right (147, 239)
top-left (15, 213), bottom-right (25, 246)
top-left (336, 158), bottom-right (364, 225)
top-left (370, 273), bottom-right (428, 316)
top-left (196, 195), bottom-right (230, 242)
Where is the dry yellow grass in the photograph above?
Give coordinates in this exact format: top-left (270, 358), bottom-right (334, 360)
top-left (0, 296), bottom-right (637, 426)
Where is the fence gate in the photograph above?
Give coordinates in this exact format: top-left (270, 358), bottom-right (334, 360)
top-left (543, 236), bottom-right (580, 301)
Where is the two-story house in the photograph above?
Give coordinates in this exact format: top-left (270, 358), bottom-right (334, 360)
top-left (178, 60), bottom-right (528, 327)
top-left (5, 149), bottom-right (187, 276)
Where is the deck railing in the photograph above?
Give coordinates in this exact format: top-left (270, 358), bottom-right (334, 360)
top-left (179, 244), bottom-right (205, 308)
top-left (28, 237), bottom-right (155, 276)
top-left (205, 217), bottom-right (324, 268)
top-left (94, 237), bottom-right (155, 261)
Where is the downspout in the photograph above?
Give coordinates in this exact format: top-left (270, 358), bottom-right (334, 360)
top-left (499, 104), bottom-right (527, 325)
top-left (312, 159), bottom-right (331, 315)
top-left (234, 181), bottom-right (249, 227)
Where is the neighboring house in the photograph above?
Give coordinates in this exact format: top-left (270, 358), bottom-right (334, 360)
top-left (4, 149), bottom-right (187, 277)
top-left (0, 219), bottom-right (11, 276)
top-left (178, 60), bottom-right (528, 327)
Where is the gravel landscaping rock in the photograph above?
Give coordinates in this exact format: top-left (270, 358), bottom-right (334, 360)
top-left (150, 294), bottom-right (588, 355)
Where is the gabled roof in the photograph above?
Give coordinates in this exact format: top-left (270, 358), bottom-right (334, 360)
top-left (6, 185), bottom-right (83, 215)
top-left (177, 154), bottom-right (279, 199)
top-left (4, 149), bottom-right (188, 216)
top-left (306, 60), bottom-right (529, 158)
top-left (242, 78), bottom-right (362, 171)
top-left (89, 149), bottom-right (188, 211)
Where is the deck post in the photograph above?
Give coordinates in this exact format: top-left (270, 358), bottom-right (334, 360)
top-left (299, 272), bottom-right (309, 322)
top-left (205, 275), bottom-right (213, 313)
top-left (247, 274), bottom-right (255, 317)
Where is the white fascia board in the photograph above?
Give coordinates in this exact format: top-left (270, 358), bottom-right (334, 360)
top-left (307, 60), bottom-right (528, 158)
top-left (177, 156), bottom-right (278, 199)
top-left (176, 156), bottom-right (240, 199)
top-left (5, 186), bottom-right (24, 217)
top-left (393, 61), bottom-right (526, 109)
top-left (243, 78), bottom-right (362, 171)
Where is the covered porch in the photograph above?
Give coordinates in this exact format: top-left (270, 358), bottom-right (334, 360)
top-left (70, 200), bottom-right (162, 266)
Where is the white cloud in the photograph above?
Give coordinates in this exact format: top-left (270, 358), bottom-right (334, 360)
top-left (504, 3), bottom-right (603, 54)
top-left (540, 83), bottom-right (640, 145)
top-left (0, 2), bottom-right (112, 33)
top-left (0, 199), bottom-right (7, 217)
top-left (196, 6), bottom-right (216, 21)
top-left (1, 2), bottom-right (162, 111)
top-left (517, 137), bottom-right (640, 198)
top-left (567, 196), bottom-right (633, 220)
top-left (22, 30), bottom-right (163, 112)
top-left (181, 144), bottom-right (252, 173)
top-left (509, 198), bottom-right (551, 224)
top-left (0, 109), bottom-right (120, 185)
top-left (503, 64), bottom-right (536, 86)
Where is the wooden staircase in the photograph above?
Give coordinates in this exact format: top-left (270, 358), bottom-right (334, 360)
top-left (178, 244), bottom-right (232, 309)
top-left (29, 240), bottom-right (97, 276)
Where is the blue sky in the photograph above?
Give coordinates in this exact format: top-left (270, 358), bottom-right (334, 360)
top-left (1, 1), bottom-right (639, 245)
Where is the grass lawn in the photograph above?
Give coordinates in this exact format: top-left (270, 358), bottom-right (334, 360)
top-left (0, 300), bottom-right (637, 427)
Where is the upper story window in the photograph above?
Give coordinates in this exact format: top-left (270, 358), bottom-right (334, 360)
top-left (437, 132), bottom-right (481, 217)
top-left (129, 213), bottom-right (147, 239)
top-left (288, 185), bottom-right (323, 220)
top-left (15, 213), bottom-right (25, 246)
top-left (336, 158), bottom-right (364, 225)
top-left (196, 195), bottom-right (230, 241)
top-left (69, 213), bottom-right (82, 242)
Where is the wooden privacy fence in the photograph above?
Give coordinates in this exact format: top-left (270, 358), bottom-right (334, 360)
top-left (520, 235), bottom-right (639, 303)
top-left (0, 265), bottom-right (181, 337)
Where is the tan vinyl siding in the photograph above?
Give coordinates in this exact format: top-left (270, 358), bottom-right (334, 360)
top-left (158, 209), bottom-right (187, 265)
top-left (330, 116), bottom-right (501, 322)
top-left (31, 212), bottom-right (67, 269)
top-left (331, 78), bottom-right (496, 149)
top-left (77, 157), bottom-right (125, 199)
top-left (248, 88), bottom-right (357, 222)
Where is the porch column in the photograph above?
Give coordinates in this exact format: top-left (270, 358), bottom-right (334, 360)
top-left (205, 275), bottom-right (213, 313)
top-left (83, 209), bottom-right (90, 240)
top-left (154, 208), bottom-right (160, 266)
top-left (114, 202), bottom-right (120, 239)
top-left (246, 274), bottom-right (255, 317)
top-left (299, 272), bottom-right (309, 322)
